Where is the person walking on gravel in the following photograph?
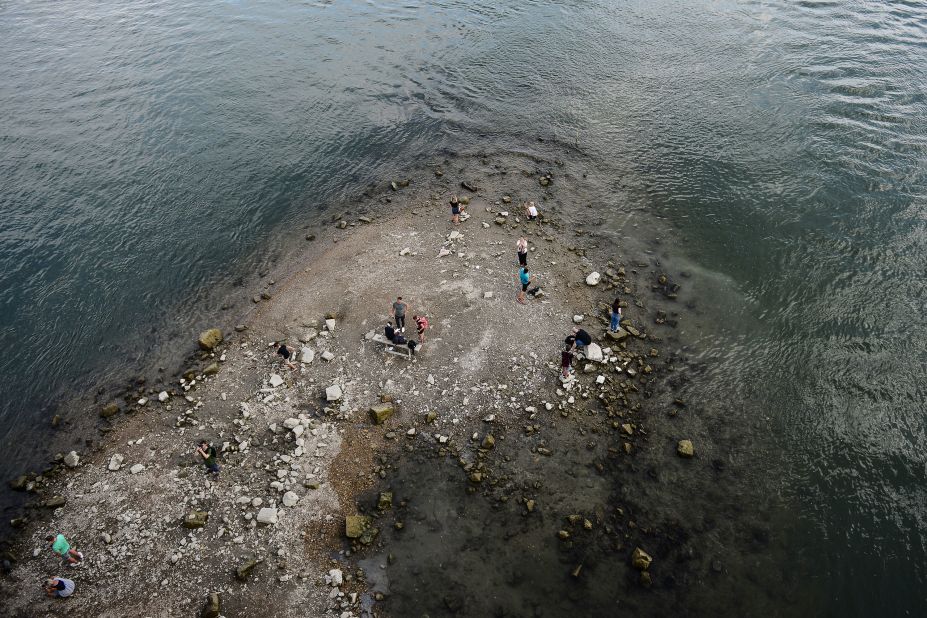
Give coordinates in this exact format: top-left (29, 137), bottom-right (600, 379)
top-left (46, 534), bottom-right (83, 567)
top-left (392, 296), bottom-right (408, 332)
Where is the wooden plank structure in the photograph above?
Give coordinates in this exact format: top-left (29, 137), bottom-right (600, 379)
top-left (370, 333), bottom-right (421, 360)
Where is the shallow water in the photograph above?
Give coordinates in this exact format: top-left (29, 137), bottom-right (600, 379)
top-left (1, 0), bottom-right (925, 614)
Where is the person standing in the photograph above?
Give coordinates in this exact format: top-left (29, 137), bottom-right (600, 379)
top-left (195, 440), bottom-right (220, 478)
top-left (392, 296), bottom-right (408, 332)
top-left (450, 196), bottom-right (464, 224)
top-left (44, 577), bottom-right (75, 598)
top-left (413, 314), bottom-right (429, 343)
top-left (516, 237), bottom-right (528, 267)
top-left (517, 267), bottom-right (533, 304)
top-left (561, 344), bottom-right (574, 378)
top-left (46, 534), bottom-right (83, 567)
top-left (610, 298), bottom-right (623, 332)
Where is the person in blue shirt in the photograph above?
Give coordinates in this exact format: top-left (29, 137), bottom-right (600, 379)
top-left (517, 267), bottom-right (534, 304)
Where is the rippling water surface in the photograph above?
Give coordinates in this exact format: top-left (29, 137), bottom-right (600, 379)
top-left (1, 0), bottom-right (925, 614)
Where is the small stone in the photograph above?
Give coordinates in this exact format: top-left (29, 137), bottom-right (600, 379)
top-left (481, 434), bottom-right (495, 450)
top-left (158, 391), bottom-right (169, 402)
top-left (677, 440), bottom-right (695, 458)
top-left (399, 247), bottom-right (411, 256)
top-left (572, 314), bottom-right (584, 324)
top-left (201, 592), bottom-right (221, 618)
top-left (328, 568), bottom-right (344, 586)
top-left (345, 515), bottom-right (371, 539)
top-left (483, 291), bottom-right (493, 299)
top-left (282, 491), bottom-right (299, 507)
top-left (63, 451), bottom-right (79, 468)
top-left (370, 403), bottom-right (395, 425)
top-left (596, 375), bottom-right (605, 384)
top-left (235, 324), bottom-right (247, 332)
top-left (198, 328), bottom-right (223, 351)
top-left (585, 272), bottom-right (601, 286)
top-left (100, 402), bottom-right (120, 418)
top-left (325, 384), bottom-right (343, 402)
top-left (325, 318), bottom-right (336, 332)
top-left (108, 454), bottom-right (124, 471)
top-left (137, 397), bottom-right (148, 407)
top-left (256, 507), bottom-right (278, 525)
top-left (183, 511), bottom-right (209, 529)
top-left (236, 558), bottom-right (260, 581)
top-left (130, 463), bottom-right (145, 474)
top-left (203, 362), bottom-right (219, 376)
top-left (621, 423), bottom-right (633, 436)
top-left (269, 374), bottom-right (284, 388)
top-left (321, 351), bottom-right (335, 362)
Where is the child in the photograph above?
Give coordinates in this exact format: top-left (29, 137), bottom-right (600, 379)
top-left (561, 345), bottom-right (574, 378)
top-left (413, 314), bottom-right (429, 343)
top-left (450, 196), bottom-right (464, 224)
top-left (46, 534), bottom-right (83, 567)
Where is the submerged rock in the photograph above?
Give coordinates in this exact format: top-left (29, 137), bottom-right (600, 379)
top-left (198, 328), bottom-right (223, 351)
top-left (100, 402), bottom-right (120, 418)
top-left (677, 439), bottom-right (695, 458)
top-left (631, 547), bottom-right (652, 571)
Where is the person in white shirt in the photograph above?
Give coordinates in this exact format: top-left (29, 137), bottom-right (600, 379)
top-left (524, 201), bottom-right (539, 221)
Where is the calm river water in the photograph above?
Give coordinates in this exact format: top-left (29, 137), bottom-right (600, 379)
top-left (0, 0), bottom-right (924, 615)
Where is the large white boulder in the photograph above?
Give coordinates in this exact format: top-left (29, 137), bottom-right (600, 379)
top-left (585, 343), bottom-right (604, 362)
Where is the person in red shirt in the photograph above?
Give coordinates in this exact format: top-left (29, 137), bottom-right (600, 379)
top-left (413, 315), bottom-right (429, 343)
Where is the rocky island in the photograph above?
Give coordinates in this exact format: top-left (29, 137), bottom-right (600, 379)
top-left (1, 154), bottom-right (761, 617)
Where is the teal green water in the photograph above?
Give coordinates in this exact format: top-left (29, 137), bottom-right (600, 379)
top-left (0, 0), bottom-right (925, 614)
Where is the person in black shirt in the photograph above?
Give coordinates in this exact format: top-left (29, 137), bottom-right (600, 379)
top-left (276, 342), bottom-right (297, 370)
top-left (384, 323), bottom-right (396, 342)
top-left (196, 440), bottom-right (220, 478)
top-left (570, 327), bottom-right (592, 350)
